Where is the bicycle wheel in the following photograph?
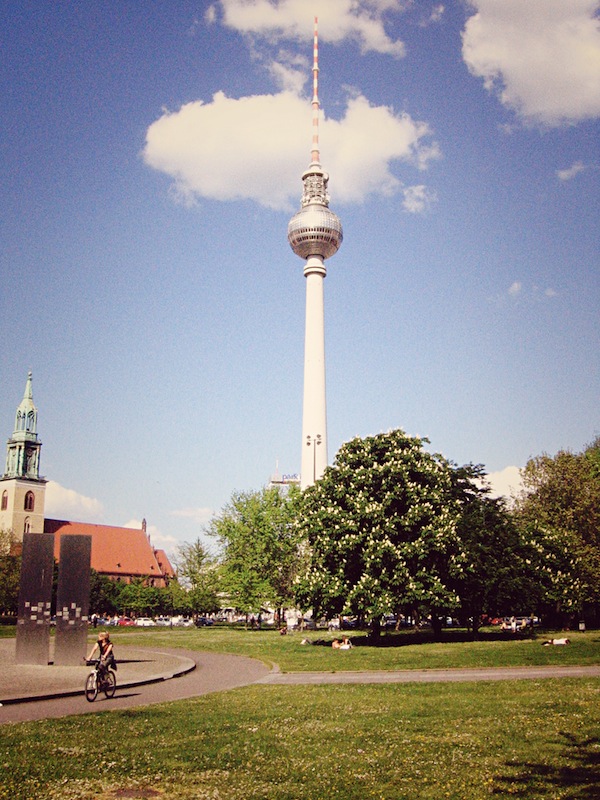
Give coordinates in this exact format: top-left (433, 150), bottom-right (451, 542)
top-left (85, 672), bottom-right (98, 702)
top-left (103, 669), bottom-right (116, 698)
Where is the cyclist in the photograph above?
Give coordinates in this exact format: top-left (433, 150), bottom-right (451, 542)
top-left (86, 630), bottom-right (116, 675)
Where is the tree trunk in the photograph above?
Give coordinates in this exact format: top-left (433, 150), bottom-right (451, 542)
top-left (370, 617), bottom-right (381, 643)
top-left (430, 615), bottom-right (443, 640)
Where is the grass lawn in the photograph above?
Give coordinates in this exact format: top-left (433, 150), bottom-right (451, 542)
top-left (106, 625), bottom-right (600, 673)
top-left (1, 627), bottom-right (599, 799)
top-left (1, 678), bottom-right (599, 799)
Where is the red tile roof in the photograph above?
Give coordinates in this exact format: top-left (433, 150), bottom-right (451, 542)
top-left (44, 519), bottom-right (175, 583)
top-left (154, 548), bottom-right (176, 579)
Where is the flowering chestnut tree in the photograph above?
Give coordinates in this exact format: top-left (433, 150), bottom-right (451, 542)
top-left (294, 430), bottom-right (463, 636)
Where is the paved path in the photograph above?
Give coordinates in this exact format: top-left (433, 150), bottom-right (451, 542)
top-left (0, 640), bottom-right (271, 724)
top-left (258, 664), bottom-right (600, 685)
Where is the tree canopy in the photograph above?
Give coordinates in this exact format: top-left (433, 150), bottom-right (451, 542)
top-left (175, 538), bottom-right (220, 614)
top-left (0, 530), bottom-right (21, 615)
top-left (513, 437), bottom-right (600, 625)
top-left (294, 430), bottom-right (464, 634)
top-left (208, 485), bottom-right (302, 617)
top-left (448, 466), bottom-right (535, 634)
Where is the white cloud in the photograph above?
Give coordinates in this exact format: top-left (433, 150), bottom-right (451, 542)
top-left (212, 0), bottom-right (406, 57)
top-left (44, 480), bottom-right (104, 521)
top-left (462, 0), bottom-right (600, 125)
top-left (508, 281), bottom-right (558, 301)
top-left (424, 4), bottom-right (445, 25)
top-left (485, 465), bottom-right (524, 500)
top-left (143, 91), bottom-right (439, 211)
top-left (490, 281), bottom-right (557, 305)
top-left (402, 184), bottom-right (437, 213)
top-left (556, 161), bottom-right (588, 181)
top-left (267, 50), bottom-right (309, 92)
top-left (204, 5), bottom-right (217, 26)
top-left (171, 507), bottom-right (215, 526)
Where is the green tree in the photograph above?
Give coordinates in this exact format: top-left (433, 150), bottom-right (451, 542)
top-left (0, 530), bottom-right (21, 615)
top-left (160, 579), bottom-right (193, 617)
top-left (294, 430), bottom-right (462, 638)
top-left (89, 570), bottom-right (122, 617)
top-left (449, 465), bottom-right (535, 636)
top-left (117, 580), bottom-right (161, 617)
top-left (175, 538), bottom-right (220, 616)
top-left (513, 438), bottom-right (600, 626)
top-left (209, 486), bottom-right (302, 619)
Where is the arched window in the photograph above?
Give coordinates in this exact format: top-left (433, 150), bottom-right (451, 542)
top-left (1, 491), bottom-right (7, 511)
top-left (24, 517), bottom-right (31, 534)
top-left (24, 491), bottom-right (35, 511)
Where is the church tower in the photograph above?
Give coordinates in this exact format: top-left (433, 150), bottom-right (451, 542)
top-left (0, 372), bottom-right (47, 540)
top-left (288, 18), bottom-right (343, 488)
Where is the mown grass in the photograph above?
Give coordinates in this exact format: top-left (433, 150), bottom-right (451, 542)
top-left (105, 625), bottom-right (600, 673)
top-left (1, 678), bottom-right (599, 799)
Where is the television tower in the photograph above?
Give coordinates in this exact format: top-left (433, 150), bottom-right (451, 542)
top-left (288, 18), bottom-right (343, 489)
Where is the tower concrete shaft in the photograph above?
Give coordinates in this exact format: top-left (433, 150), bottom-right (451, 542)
top-left (301, 257), bottom-right (327, 488)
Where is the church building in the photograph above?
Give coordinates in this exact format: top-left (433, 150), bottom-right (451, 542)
top-left (0, 373), bottom-right (175, 586)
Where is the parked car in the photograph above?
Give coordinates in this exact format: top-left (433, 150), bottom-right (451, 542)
top-left (170, 616), bottom-right (194, 627)
top-left (135, 617), bottom-right (156, 627)
top-left (194, 617), bottom-right (214, 627)
top-left (155, 616), bottom-right (172, 626)
top-left (117, 617), bottom-right (135, 626)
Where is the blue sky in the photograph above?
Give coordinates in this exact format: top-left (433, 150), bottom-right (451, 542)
top-left (1, 0), bottom-right (598, 557)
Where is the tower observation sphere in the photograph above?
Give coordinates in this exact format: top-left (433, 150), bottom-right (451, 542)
top-left (288, 17), bottom-right (342, 489)
top-left (287, 168), bottom-right (343, 260)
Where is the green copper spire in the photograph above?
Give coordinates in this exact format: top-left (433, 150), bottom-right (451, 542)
top-left (13, 371), bottom-right (38, 441)
top-left (3, 372), bottom-right (42, 479)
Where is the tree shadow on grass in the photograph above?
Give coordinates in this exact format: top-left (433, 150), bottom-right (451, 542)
top-left (492, 732), bottom-right (600, 798)
top-left (348, 629), bottom-right (537, 647)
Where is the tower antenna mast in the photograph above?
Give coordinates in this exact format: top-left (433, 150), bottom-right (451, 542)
top-left (311, 16), bottom-right (320, 166)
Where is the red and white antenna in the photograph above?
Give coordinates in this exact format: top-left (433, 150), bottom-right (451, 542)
top-left (311, 16), bottom-right (320, 166)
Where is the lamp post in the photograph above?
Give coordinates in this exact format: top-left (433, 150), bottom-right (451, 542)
top-left (306, 434), bottom-right (322, 485)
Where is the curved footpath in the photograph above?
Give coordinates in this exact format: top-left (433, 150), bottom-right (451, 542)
top-left (0, 639), bottom-right (271, 724)
top-left (1, 639), bottom-right (599, 724)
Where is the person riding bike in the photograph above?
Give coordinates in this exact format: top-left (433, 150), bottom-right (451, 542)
top-left (86, 630), bottom-right (116, 675)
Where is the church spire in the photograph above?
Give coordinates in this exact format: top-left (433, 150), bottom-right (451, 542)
top-left (13, 371), bottom-right (38, 441)
top-left (4, 372), bottom-right (42, 479)
top-left (1, 372), bottom-right (47, 541)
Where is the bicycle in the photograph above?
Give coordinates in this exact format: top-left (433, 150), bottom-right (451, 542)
top-left (85, 658), bottom-right (117, 702)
